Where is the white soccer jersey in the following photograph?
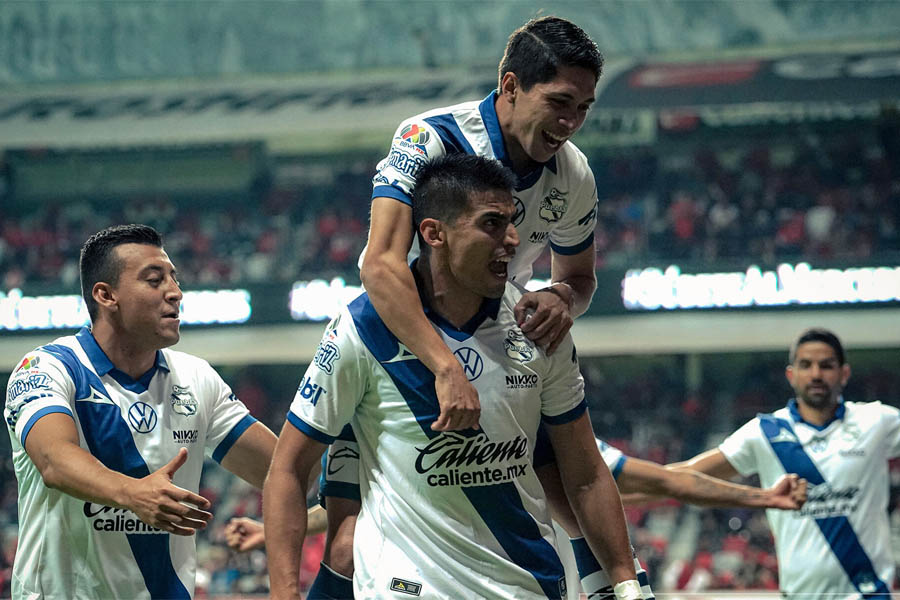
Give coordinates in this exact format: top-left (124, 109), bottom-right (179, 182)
top-left (719, 399), bottom-right (900, 599)
top-left (289, 278), bottom-right (586, 600)
top-left (371, 92), bottom-right (598, 284)
top-left (5, 327), bottom-right (256, 600)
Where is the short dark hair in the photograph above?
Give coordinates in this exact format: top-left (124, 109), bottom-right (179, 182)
top-left (80, 224), bottom-right (163, 320)
top-left (790, 327), bottom-right (846, 365)
top-left (498, 16), bottom-right (603, 91)
top-left (412, 154), bottom-right (517, 236)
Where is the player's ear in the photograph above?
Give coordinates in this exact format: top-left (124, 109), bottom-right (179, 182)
top-left (785, 365), bottom-right (794, 386)
top-left (500, 72), bottom-right (519, 102)
top-left (419, 218), bottom-right (445, 250)
top-left (840, 363), bottom-right (851, 387)
top-left (93, 282), bottom-right (118, 313)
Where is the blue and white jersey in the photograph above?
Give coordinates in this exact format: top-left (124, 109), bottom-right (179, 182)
top-left (719, 399), bottom-right (900, 599)
top-left (289, 278), bottom-right (586, 600)
top-left (371, 92), bottom-right (598, 284)
top-left (5, 327), bottom-right (256, 600)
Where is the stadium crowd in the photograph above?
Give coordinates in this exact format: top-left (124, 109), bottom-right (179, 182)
top-left (2, 127), bottom-right (899, 293)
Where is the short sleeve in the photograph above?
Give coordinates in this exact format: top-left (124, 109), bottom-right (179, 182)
top-left (540, 334), bottom-right (586, 425)
top-left (718, 418), bottom-right (764, 477)
top-left (5, 351), bottom-right (76, 447)
top-left (287, 309), bottom-right (368, 444)
top-left (548, 156), bottom-right (598, 256)
top-left (371, 118), bottom-right (448, 205)
top-left (596, 438), bottom-right (627, 478)
top-left (200, 364), bottom-right (256, 463)
top-left (875, 402), bottom-right (900, 459)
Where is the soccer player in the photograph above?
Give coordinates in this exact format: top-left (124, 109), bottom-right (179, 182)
top-left (4, 224), bottom-right (277, 599)
top-left (317, 15), bottom-right (615, 598)
top-left (671, 328), bottom-right (899, 599)
top-left (264, 154), bottom-right (642, 600)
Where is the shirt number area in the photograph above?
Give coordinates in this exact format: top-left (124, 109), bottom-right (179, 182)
top-left (298, 376), bottom-right (327, 406)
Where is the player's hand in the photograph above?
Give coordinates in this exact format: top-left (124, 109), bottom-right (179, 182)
top-left (514, 286), bottom-right (574, 356)
top-left (225, 517), bottom-right (266, 551)
top-left (768, 473), bottom-right (808, 510)
top-left (431, 363), bottom-right (481, 431)
top-left (124, 448), bottom-right (213, 535)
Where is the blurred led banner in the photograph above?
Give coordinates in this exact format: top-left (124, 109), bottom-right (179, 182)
top-left (0, 289), bottom-right (251, 331)
top-left (289, 277), bottom-right (552, 322)
top-left (623, 263), bottom-right (900, 311)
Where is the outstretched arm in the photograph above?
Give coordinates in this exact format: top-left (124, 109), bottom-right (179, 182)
top-left (225, 506), bottom-right (327, 552)
top-left (616, 455), bottom-right (807, 509)
top-left (362, 197), bottom-right (480, 431)
top-left (220, 421), bottom-right (278, 489)
top-left (26, 413), bottom-right (212, 535)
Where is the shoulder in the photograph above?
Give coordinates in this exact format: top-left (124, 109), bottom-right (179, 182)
top-left (846, 400), bottom-right (900, 421)
top-left (10, 336), bottom-right (80, 382)
top-left (160, 349), bottom-right (219, 382)
top-left (556, 141), bottom-right (594, 184)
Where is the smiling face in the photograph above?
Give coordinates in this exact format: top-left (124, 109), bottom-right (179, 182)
top-left (500, 65), bottom-right (596, 170)
top-left (104, 243), bottom-right (183, 351)
top-left (442, 188), bottom-right (520, 300)
top-left (786, 341), bottom-right (851, 410)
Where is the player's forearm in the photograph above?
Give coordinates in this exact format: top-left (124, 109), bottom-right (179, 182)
top-left (567, 472), bottom-right (636, 584)
top-left (38, 441), bottom-right (133, 509)
top-left (551, 274), bottom-right (596, 318)
top-left (263, 468), bottom-right (308, 599)
top-left (361, 252), bottom-right (458, 374)
top-left (662, 470), bottom-right (776, 508)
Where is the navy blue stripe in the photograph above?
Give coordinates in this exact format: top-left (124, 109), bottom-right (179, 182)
top-left (570, 536), bottom-right (601, 580)
top-left (423, 114), bottom-right (475, 155)
top-left (307, 562), bottom-right (354, 600)
top-left (319, 481), bottom-right (362, 503)
top-left (21, 406), bottom-right (73, 447)
top-left (611, 455), bottom-right (626, 480)
top-left (372, 184), bottom-right (411, 205)
top-left (349, 293), bottom-right (445, 438)
top-left (759, 415), bottom-right (890, 597)
top-left (41, 344), bottom-right (110, 402)
top-left (542, 400), bottom-right (587, 425)
top-left (550, 232), bottom-right (595, 256)
top-left (478, 92), bottom-right (507, 162)
top-left (126, 534), bottom-right (191, 599)
top-left (211, 414), bottom-right (257, 463)
top-left (287, 412), bottom-right (336, 445)
top-left (464, 483), bottom-right (565, 599)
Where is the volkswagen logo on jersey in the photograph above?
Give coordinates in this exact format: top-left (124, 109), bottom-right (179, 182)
top-left (512, 196), bottom-right (526, 226)
top-left (127, 402), bottom-right (158, 433)
top-left (454, 347), bottom-right (483, 381)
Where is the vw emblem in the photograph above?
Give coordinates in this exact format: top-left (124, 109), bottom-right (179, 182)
top-left (454, 347), bottom-right (483, 381)
top-left (512, 197), bottom-right (526, 227)
top-left (127, 402), bottom-right (158, 434)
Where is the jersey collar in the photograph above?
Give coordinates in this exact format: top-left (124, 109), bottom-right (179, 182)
top-left (76, 327), bottom-right (170, 393)
top-left (479, 91), bottom-right (558, 190)
top-left (787, 397), bottom-right (846, 431)
top-left (411, 260), bottom-right (501, 341)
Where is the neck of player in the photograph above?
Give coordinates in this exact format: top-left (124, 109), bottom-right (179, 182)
top-left (796, 397), bottom-right (839, 427)
top-left (416, 258), bottom-right (484, 329)
top-left (91, 321), bottom-right (159, 380)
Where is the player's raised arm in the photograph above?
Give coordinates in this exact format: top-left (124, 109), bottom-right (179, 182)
top-left (25, 413), bottom-right (212, 535)
top-left (362, 196), bottom-right (480, 431)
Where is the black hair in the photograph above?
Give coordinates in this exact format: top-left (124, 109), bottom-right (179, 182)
top-left (412, 154), bottom-right (517, 238)
top-left (790, 327), bottom-right (846, 365)
top-left (80, 224), bottom-right (163, 320)
top-left (498, 16), bottom-right (603, 91)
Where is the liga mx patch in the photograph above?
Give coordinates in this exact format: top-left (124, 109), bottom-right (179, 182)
top-left (389, 577), bottom-right (422, 596)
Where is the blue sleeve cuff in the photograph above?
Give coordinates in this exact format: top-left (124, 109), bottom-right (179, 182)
top-left (21, 406), bottom-right (74, 447)
top-left (611, 455), bottom-right (626, 480)
top-left (286, 412), bottom-right (337, 445)
top-left (320, 481), bottom-right (362, 503)
top-left (550, 232), bottom-right (594, 256)
top-left (542, 399), bottom-right (587, 426)
top-left (372, 185), bottom-right (412, 206)
top-left (212, 414), bottom-right (257, 463)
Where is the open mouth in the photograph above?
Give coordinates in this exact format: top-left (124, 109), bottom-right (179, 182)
top-left (542, 130), bottom-right (566, 150)
top-left (489, 255), bottom-right (512, 278)
top-left (162, 312), bottom-right (180, 322)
